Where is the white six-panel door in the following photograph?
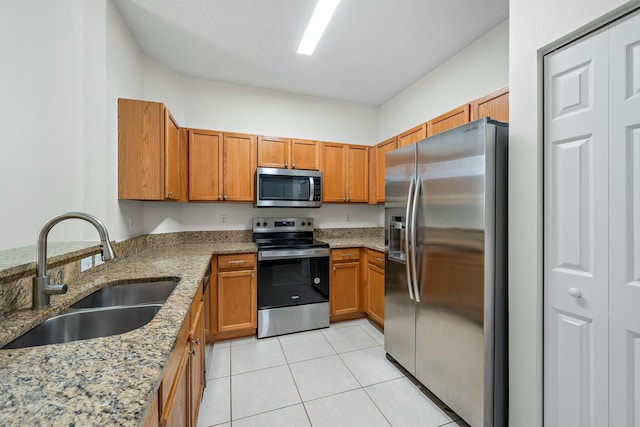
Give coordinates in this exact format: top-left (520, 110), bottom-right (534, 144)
top-left (545, 9), bottom-right (640, 427)
top-left (609, 11), bottom-right (640, 427)
top-left (544, 28), bottom-right (609, 427)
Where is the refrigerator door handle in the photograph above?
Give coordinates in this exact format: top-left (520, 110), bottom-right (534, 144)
top-left (411, 176), bottom-right (421, 303)
top-left (404, 175), bottom-right (415, 301)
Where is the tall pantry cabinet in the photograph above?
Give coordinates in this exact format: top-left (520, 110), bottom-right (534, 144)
top-left (543, 10), bottom-right (640, 427)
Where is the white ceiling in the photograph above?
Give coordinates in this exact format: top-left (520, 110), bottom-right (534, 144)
top-left (113, 0), bottom-right (509, 106)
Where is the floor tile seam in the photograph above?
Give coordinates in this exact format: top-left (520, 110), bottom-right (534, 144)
top-left (333, 341), bottom-right (382, 356)
top-left (285, 350), bottom-right (340, 366)
top-left (359, 381), bottom-right (399, 427)
top-left (301, 386), bottom-right (391, 426)
top-left (230, 360), bottom-right (289, 377)
top-left (229, 402), bottom-right (306, 424)
top-left (281, 346), bottom-right (313, 426)
top-left (359, 323), bottom-right (385, 343)
top-left (298, 383), bottom-right (366, 405)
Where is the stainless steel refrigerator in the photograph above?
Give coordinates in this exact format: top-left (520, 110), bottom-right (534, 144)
top-left (385, 118), bottom-right (507, 427)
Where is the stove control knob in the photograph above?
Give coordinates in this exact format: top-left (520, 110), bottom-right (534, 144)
top-left (308, 220), bottom-right (313, 226)
top-left (301, 222), bottom-right (306, 226)
top-left (256, 222), bottom-right (261, 227)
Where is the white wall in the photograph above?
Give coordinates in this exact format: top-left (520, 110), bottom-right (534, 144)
top-left (0, 0), bottom-right (86, 249)
top-left (379, 20), bottom-right (509, 141)
top-left (508, 1), bottom-right (639, 426)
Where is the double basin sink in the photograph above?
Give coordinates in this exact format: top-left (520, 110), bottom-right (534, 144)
top-left (3, 280), bottom-right (178, 349)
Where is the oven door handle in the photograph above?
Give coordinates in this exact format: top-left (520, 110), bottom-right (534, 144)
top-left (259, 247), bottom-right (330, 260)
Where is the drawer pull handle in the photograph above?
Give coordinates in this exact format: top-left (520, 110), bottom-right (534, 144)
top-left (341, 253), bottom-right (354, 257)
top-left (228, 260), bottom-right (246, 264)
top-left (194, 338), bottom-right (200, 346)
top-left (374, 257), bottom-right (384, 262)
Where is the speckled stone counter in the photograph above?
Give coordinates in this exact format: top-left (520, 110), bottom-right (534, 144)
top-left (0, 241), bottom-right (256, 427)
top-left (318, 237), bottom-right (385, 252)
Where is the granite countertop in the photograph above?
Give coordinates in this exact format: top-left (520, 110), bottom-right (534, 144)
top-left (0, 241), bottom-right (256, 427)
top-left (319, 237), bottom-right (385, 252)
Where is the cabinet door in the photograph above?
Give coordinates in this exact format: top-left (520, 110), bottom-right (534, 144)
top-left (163, 349), bottom-right (189, 427)
top-left (331, 261), bottom-right (360, 316)
top-left (291, 139), bottom-right (319, 170)
top-left (322, 142), bottom-right (346, 202)
top-left (222, 133), bottom-right (257, 201)
top-left (367, 262), bottom-right (385, 326)
top-left (427, 104), bottom-right (470, 137)
top-left (397, 124), bottom-right (426, 148)
top-left (190, 302), bottom-right (205, 427)
top-left (164, 110), bottom-right (181, 200)
top-left (470, 87), bottom-right (509, 122)
top-left (189, 129), bottom-right (223, 201)
top-left (118, 99), bottom-right (165, 200)
top-left (374, 137), bottom-right (397, 203)
top-left (257, 136), bottom-right (289, 169)
top-left (217, 269), bottom-right (257, 332)
top-left (346, 145), bottom-right (368, 203)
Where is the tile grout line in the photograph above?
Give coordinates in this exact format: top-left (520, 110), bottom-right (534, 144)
top-left (277, 333), bottom-right (313, 426)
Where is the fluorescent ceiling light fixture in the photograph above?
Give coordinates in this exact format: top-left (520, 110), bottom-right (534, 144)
top-left (297, 0), bottom-right (340, 55)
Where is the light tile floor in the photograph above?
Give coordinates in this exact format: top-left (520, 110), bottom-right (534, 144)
top-left (197, 319), bottom-right (466, 427)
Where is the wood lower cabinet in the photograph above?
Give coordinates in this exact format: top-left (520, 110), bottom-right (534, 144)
top-left (427, 104), bottom-right (470, 137)
top-left (321, 143), bottom-right (368, 203)
top-left (330, 248), bottom-right (361, 319)
top-left (365, 249), bottom-right (385, 328)
top-left (470, 87), bottom-right (509, 122)
top-left (208, 253), bottom-right (257, 340)
top-left (118, 98), bottom-right (186, 201)
top-left (397, 123), bottom-right (427, 148)
top-left (189, 301), bottom-right (205, 427)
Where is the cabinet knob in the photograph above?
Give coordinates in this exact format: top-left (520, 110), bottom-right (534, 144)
top-left (218, 195), bottom-right (223, 200)
top-left (190, 348), bottom-right (197, 356)
top-left (333, 266), bottom-right (336, 271)
top-left (251, 272), bottom-right (255, 277)
top-left (224, 195), bottom-right (228, 200)
top-left (292, 163), bottom-right (296, 169)
top-left (284, 162), bottom-right (288, 168)
top-left (343, 197), bottom-right (346, 202)
top-left (346, 197), bottom-right (350, 202)
top-left (194, 338), bottom-right (200, 346)
top-left (167, 191), bottom-right (173, 197)
top-left (568, 287), bottom-right (582, 298)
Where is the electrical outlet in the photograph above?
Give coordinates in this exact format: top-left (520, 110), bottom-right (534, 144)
top-left (80, 256), bottom-right (93, 272)
top-left (220, 214), bottom-right (227, 224)
top-left (94, 253), bottom-right (104, 267)
top-left (128, 216), bottom-right (134, 231)
top-left (346, 213), bottom-right (351, 222)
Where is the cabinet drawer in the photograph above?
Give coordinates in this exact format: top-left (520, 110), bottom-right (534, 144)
top-left (218, 253), bottom-right (256, 270)
top-left (331, 248), bottom-right (360, 262)
top-left (366, 249), bottom-right (385, 268)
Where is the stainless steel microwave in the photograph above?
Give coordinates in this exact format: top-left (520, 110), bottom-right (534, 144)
top-left (255, 167), bottom-right (322, 208)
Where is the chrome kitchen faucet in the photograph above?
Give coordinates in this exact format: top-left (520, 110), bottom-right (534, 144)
top-left (32, 212), bottom-right (116, 309)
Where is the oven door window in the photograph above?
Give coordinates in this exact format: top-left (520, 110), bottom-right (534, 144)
top-left (259, 175), bottom-right (311, 201)
top-left (257, 256), bottom-right (329, 309)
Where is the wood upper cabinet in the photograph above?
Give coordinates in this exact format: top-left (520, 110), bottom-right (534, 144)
top-left (397, 123), bottom-right (427, 148)
top-left (365, 249), bottom-right (385, 327)
top-left (257, 137), bottom-right (319, 170)
top-left (291, 139), bottom-right (320, 170)
top-left (321, 142), bottom-right (368, 203)
top-left (471, 86), bottom-right (509, 122)
top-left (427, 104), bottom-right (470, 137)
top-left (223, 133), bottom-right (257, 202)
top-left (330, 248), bottom-right (361, 318)
top-left (118, 98), bottom-right (186, 201)
top-left (216, 253), bottom-right (257, 334)
top-left (372, 137), bottom-right (397, 204)
top-left (189, 129), bottom-right (222, 201)
top-left (188, 131), bottom-right (257, 202)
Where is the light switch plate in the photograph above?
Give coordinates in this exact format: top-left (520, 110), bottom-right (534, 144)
top-left (80, 256), bottom-right (93, 272)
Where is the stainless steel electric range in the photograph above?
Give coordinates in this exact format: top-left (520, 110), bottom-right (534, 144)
top-left (253, 217), bottom-right (330, 338)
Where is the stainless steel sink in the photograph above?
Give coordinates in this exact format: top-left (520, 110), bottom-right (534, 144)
top-left (70, 280), bottom-right (178, 309)
top-left (2, 304), bottom-right (162, 349)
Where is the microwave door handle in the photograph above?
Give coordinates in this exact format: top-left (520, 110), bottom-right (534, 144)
top-left (309, 177), bottom-right (314, 201)
top-left (405, 176), bottom-right (415, 301)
